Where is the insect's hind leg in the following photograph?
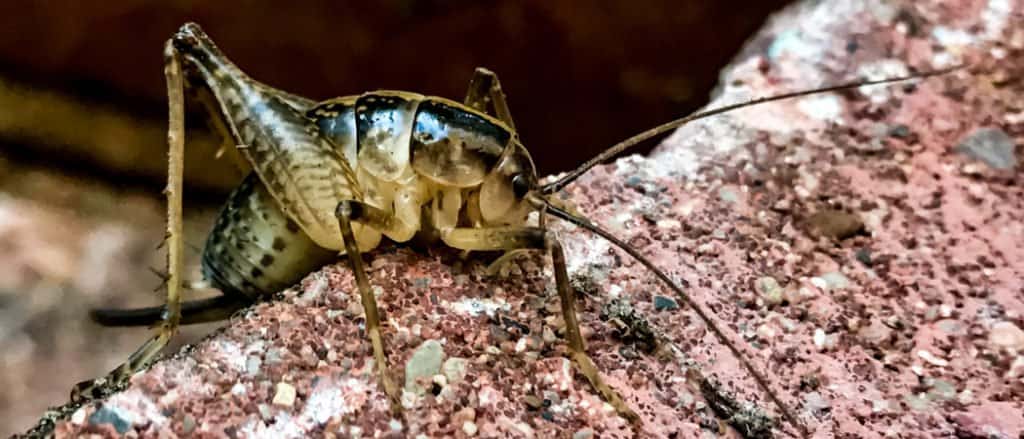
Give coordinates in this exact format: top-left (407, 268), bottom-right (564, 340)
top-left (443, 226), bottom-right (641, 424)
top-left (463, 67), bottom-right (515, 129)
top-left (90, 294), bottom-right (250, 327)
top-left (71, 39), bottom-right (188, 402)
top-left (335, 201), bottom-right (403, 411)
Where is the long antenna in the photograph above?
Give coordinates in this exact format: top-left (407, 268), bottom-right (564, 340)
top-left (540, 65), bottom-right (962, 194)
top-left (535, 197), bottom-right (809, 438)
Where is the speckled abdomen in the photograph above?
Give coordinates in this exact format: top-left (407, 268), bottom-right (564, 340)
top-left (202, 173), bottom-right (335, 299)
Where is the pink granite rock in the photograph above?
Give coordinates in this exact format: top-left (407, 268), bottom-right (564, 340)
top-left (35, 0), bottom-right (1024, 437)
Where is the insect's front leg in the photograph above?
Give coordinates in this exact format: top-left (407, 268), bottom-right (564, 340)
top-left (442, 226), bottom-right (641, 424)
top-left (71, 40), bottom-right (188, 402)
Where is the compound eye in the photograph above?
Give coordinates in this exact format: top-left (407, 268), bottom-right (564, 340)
top-left (511, 173), bottom-right (530, 198)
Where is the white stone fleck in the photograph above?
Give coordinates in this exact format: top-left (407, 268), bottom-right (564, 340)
top-left (479, 386), bottom-right (501, 407)
top-left (796, 93), bottom-right (844, 124)
top-left (820, 271), bottom-right (850, 290)
top-left (215, 340), bottom-right (247, 373)
top-left (515, 337), bottom-right (527, 353)
top-left (917, 350), bottom-right (949, 367)
top-left (447, 298), bottom-right (509, 318)
top-left (813, 328), bottom-right (827, 349)
top-left (389, 419), bottom-right (403, 432)
top-left (932, 26), bottom-right (976, 49)
top-left (990, 321), bottom-right (1024, 350)
top-left (70, 408), bottom-right (87, 425)
top-left (982, 0), bottom-right (1012, 40)
top-left (462, 421), bottom-right (479, 436)
top-left (300, 380), bottom-right (363, 426)
top-left (273, 382), bottom-right (297, 407)
top-left (810, 277), bottom-right (828, 290)
top-left (856, 59), bottom-right (910, 105)
top-left (656, 218), bottom-right (681, 229)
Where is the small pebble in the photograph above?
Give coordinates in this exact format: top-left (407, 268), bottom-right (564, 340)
top-left (917, 350), bottom-right (949, 367)
top-left (524, 395), bottom-right (543, 410)
top-left (515, 337), bottom-right (527, 353)
top-left (462, 421), bottom-right (479, 436)
top-left (573, 428), bottom-right (595, 439)
top-left (757, 324), bottom-right (776, 341)
top-left (88, 406), bottom-right (132, 434)
top-left (854, 248), bottom-right (872, 266)
top-left (406, 339), bottom-right (445, 394)
top-left (955, 127), bottom-right (1018, 170)
top-left (257, 404), bottom-right (273, 420)
top-left (70, 409), bottom-right (86, 426)
top-left (888, 124), bottom-right (912, 138)
top-left (807, 209), bottom-right (863, 239)
top-left (904, 393), bottom-right (930, 411)
top-left (813, 328), bottom-right (827, 350)
top-left (181, 414), bottom-right (196, 434)
top-left (654, 295), bottom-right (679, 311)
top-left (542, 326), bottom-right (557, 343)
top-left (804, 392), bottom-right (831, 415)
top-left (936, 319), bottom-right (966, 336)
top-left (389, 419), bottom-right (403, 432)
top-left (246, 356), bottom-right (262, 376)
top-left (809, 277), bottom-right (828, 290)
top-left (990, 321), bottom-right (1024, 350)
top-left (819, 271), bottom-right (850, 290)
top-left (272, 382), bottom-right (296, 407)
top-left (442, 357), bottom-right (469, 384)
top-left (784, 286), bottom-right (816, 304)
top-left (927, 379), bottom-right (957, 401)
top-left (756, 276), bottom-right (784, 305)
top-left (453, 407), bottom-right (477, 424)
top-left (718, 187), bottom-right (739, 203)
top-left (858, 319), bottom-right (893, 346)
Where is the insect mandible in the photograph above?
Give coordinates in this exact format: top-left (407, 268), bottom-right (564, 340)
top-left (72, 22), bottom-right (957, 436)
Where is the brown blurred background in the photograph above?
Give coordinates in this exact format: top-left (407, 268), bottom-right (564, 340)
top-left (0, 1), bottom-right (792, 434)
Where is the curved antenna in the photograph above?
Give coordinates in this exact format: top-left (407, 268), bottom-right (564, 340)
top-left (534, 196), bottom-right (809, 438)
top-left (540, 65), bottom-right (962, 195)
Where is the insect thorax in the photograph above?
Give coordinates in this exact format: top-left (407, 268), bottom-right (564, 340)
top-left (308, 93), bottom-right (538, 242)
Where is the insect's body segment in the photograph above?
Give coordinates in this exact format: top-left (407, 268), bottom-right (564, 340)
top-left (201, 174), bottom-right (334, 299)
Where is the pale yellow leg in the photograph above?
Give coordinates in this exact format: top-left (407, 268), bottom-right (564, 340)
top-left (442, 226), bottom-right (640, 424)
top-left (335, 201), bottom-right (402, 412)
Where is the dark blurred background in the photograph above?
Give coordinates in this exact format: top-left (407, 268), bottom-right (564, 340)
top-left (0, 1), bottom-right (792, 434)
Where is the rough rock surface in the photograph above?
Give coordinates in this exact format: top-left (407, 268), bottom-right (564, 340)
top-left (37, 0), bottom-right (1024, 437)
top-left (0, 158), bottom-right (222, 437)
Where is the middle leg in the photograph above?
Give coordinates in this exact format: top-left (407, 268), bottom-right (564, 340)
top-left (335, 201), bottom-right (402, 411)
top-left (443, 226), bottom-right (640, 423)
